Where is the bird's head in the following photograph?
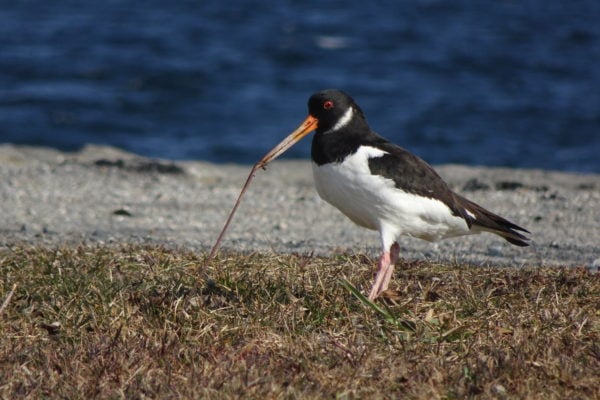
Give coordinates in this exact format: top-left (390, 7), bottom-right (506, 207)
top-left (259, 89), bottom-right (364, 166)
top-left (307, 89), bottom-right (360, 134)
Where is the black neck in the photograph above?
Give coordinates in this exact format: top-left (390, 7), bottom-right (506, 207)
top-left (311, 121), bottom-right (383, 165)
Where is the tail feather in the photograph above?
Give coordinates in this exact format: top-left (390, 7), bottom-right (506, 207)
top-left (454, 194), bottom-right (531, 247)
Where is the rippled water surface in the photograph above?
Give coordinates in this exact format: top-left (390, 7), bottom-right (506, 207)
top-left (1, 1), bottom-right (598, 172)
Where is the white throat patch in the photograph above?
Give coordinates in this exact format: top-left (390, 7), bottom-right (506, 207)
top-left (324, 107), bottom-right (353, 134)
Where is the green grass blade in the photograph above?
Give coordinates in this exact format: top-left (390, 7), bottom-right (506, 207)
top-left (339, 278), bottom-right (416, 332)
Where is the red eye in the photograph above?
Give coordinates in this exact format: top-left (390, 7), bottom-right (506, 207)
top-left (323, 100), bottom-right (334, 110)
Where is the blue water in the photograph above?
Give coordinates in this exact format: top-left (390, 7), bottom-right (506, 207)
top-left (1, 1), bottom-right (599, 172)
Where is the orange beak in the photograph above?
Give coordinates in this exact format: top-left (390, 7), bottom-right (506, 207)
top-left (258, 115), bottom-right (318, 168)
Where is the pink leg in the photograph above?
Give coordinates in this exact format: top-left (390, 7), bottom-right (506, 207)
top-left (368, 242), bottom-right (400, 300)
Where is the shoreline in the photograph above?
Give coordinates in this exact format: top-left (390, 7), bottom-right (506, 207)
top-left (0, 144), bottom-right (598, 269)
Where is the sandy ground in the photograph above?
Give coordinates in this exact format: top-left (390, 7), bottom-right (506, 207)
top-left (0, 144), bottom-right (598, 269)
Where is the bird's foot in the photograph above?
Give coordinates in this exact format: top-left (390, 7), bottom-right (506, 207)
top-left (367, 242), bottom-right (400, 301)
top-left (368, 252), bottom-right (394, 301)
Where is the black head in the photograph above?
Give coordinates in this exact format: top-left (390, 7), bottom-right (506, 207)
top-left (308, 89), bottom-right (367, 134)
top-left (258, 89), bottom-right (370, 167)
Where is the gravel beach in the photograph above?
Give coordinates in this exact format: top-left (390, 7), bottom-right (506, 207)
top-left (1, 144), bottom-right (598, 269)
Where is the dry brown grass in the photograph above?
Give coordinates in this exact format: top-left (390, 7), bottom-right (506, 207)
top-left (0, 246), bottom-right (598, 399)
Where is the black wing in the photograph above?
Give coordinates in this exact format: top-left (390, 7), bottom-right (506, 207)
top-left (367, 137), bottom-right (530, 246)
top-left (366, 138), bottom-right (465, 218)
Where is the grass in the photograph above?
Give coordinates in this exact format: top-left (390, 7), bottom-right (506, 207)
top-left (0, 245), bottom-right (599, 399)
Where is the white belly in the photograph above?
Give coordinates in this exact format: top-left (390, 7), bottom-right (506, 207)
top-left (312, 147), bottom-right (470, 246)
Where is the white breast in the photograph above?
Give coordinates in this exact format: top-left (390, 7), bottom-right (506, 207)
top-left (312, 146), bottom-right (471, 249)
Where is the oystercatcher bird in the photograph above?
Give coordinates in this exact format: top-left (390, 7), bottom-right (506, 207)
top-left (260, 89), bottom-right (530, 300)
